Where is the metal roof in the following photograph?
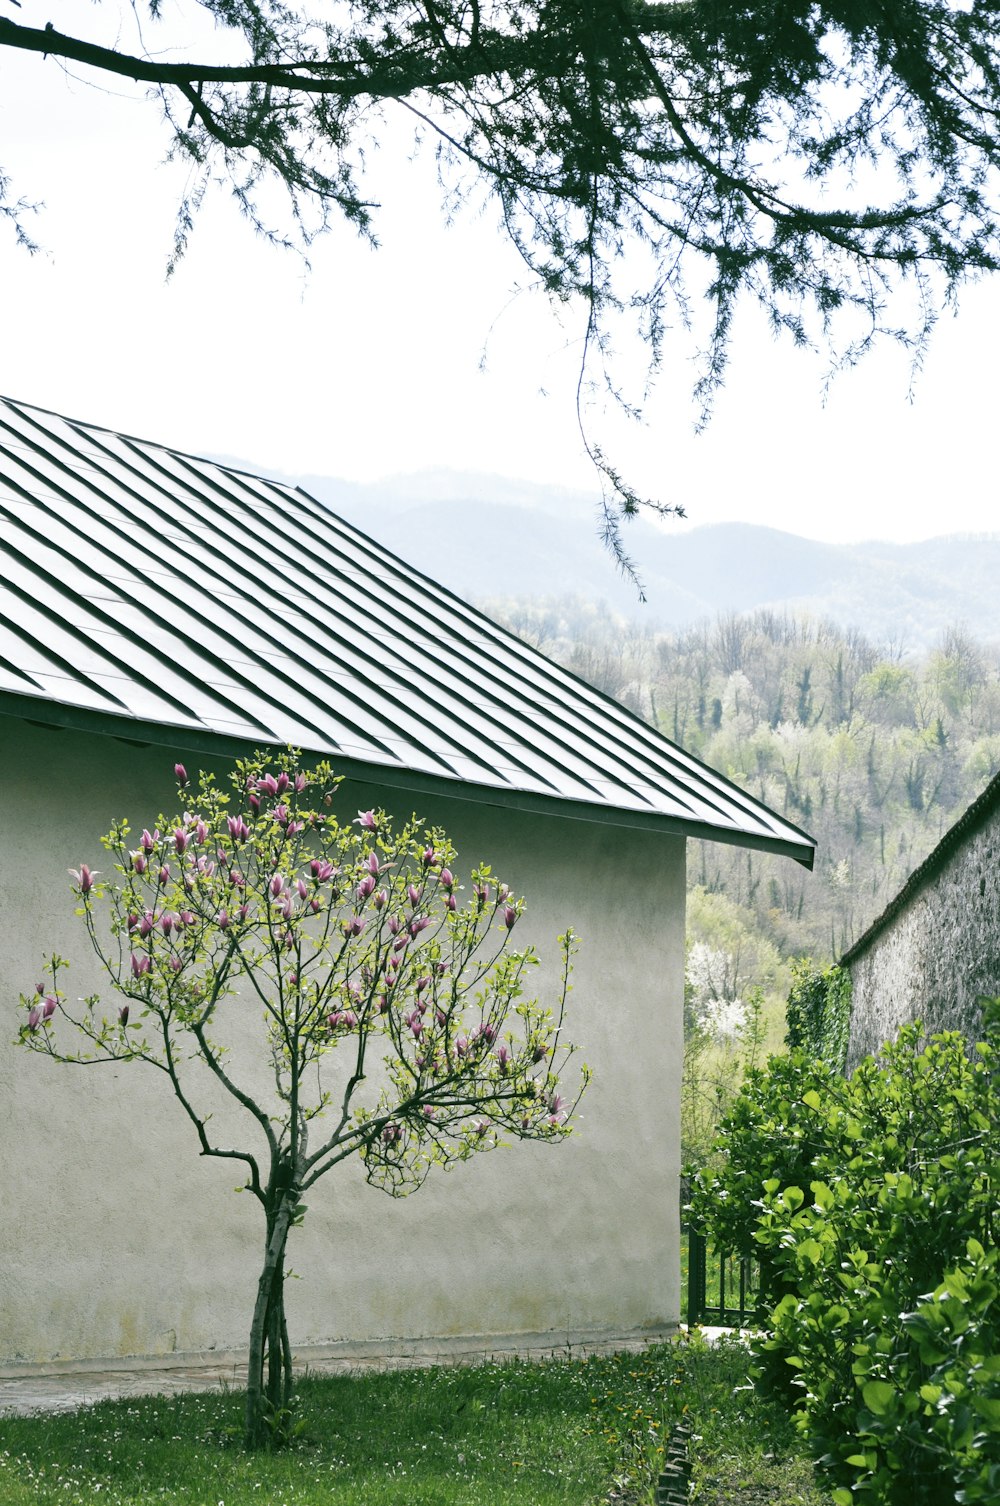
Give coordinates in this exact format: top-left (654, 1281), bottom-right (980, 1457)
top-left (0, 395), bottom-right (814, 866)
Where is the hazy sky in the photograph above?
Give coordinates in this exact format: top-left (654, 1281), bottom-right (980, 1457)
top-left (2, 10), bottom-right (998, 547)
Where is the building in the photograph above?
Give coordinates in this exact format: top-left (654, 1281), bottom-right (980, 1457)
top-left (0, 395), bottom-right (814, 1375)
top-left (843, 768), bottom-right (1000, 1070)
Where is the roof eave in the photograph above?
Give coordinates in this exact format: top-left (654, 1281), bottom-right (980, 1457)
top-left (0, 696), bottom-right (816, 868)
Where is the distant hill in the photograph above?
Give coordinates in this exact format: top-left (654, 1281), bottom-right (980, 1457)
top-left (221, 460), bottom-right (1000, 651)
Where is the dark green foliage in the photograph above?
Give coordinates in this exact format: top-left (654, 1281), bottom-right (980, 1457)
top-left (691, 1007), bottom-right (1000, 1505)
top-left (785, 961), bottom-right (852, 1071)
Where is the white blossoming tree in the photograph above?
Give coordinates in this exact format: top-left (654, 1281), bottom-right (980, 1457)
top-left (18, 751), bottom-right (585, 1449)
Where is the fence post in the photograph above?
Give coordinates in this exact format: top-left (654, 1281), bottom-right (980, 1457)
top-left (686, 1224), bottom-right (706, 1327)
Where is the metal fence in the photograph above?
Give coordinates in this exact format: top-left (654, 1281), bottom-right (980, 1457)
top-left (685, 1225), bottom-right (764, 1327)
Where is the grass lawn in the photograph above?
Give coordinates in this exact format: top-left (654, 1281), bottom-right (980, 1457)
top-left (0, 1336), bottom-right (832, 1505)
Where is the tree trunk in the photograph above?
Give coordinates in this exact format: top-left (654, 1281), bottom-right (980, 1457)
top-left (245, 1199), bottom-right (295, 1448)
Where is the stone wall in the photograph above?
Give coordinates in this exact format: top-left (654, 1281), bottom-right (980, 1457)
top-left (846, 791), bottom-right (1000, 1071)
top-left (1, 716), bottom-right (685, 1371)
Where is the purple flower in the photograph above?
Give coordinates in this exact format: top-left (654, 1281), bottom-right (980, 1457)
top-left (422, 846), bottom-right (436, 867)
top-left (140, 829), bottom-right (157, 852)
top-left (179, 911), bottom-right (196, 928)
top-left (139, 912), bottom-right (155, 938)
top-left (296, 878), bottom-right (309, 900)
top-left (248, 792), bottom-right (261, 813)
top-left (270, 873), bottom-right (286, 898)
top-left (447, 894), bottom-right (458, 912)
top-left (474, 883), bottom-right (490, 905)
top-left (439, 868), bottom-right (454, 890)
top-left (42, 994), bottom-right (58, 1020)
top-left (227, 815), bottom-right (250, 842)
top-left (495, 1044), bottom-right (510, 1072)
top-left (217, 908), bottom-right (230, 929)
top-left (310, 859), bottom-right (336, 881)
top-left (382, 1122), bottom-right (401, 1145)
top-left (355, 810), bottom-right (377, 830)
top-left (357, 875), bottom-right (376, 902)
top-left (195, 820), bottom-right (209, 844)
top-left (257, 773), bottom-right (279, 796)
top-left (118, 1004), bottom-right (130, 1026)
top-left (342, 915), bottom-right (366, 938)
top-left (130, 952), bottom-right (151, 978)
top-left (27, 1006), bottom-right (41, 1032)
top-left (160, 913), bottom-right (175, 936)
top-left (158, 865), bottom-right (170, 885)
top-left (365, 851), bottom-right (381, 876)
top-left (173, 828), bottom-right (189, 854)
top-left (69, 863), bottom-right (97, 894)
top-left (374, 888), bottom-right (388, 911)
top-left (294, 773), bottom-right (307, 792)
top-left (407, 883), bottom-right (421, 909)
top-left (174, 763), bottom-right (188, 785)
top-left (503, 905), bottom-right (518, 929)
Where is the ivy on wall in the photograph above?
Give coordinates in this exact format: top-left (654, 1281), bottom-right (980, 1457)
top-left (785, 961), bottom-right (852, 1072)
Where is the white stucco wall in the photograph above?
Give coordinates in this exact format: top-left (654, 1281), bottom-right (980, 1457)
top-left (1, 717), bottom-right (685, 1370)
top-left (847, 802), bottom-right (1000, 1070)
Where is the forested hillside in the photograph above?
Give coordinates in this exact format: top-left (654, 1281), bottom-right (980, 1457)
top-left (492, 599), bottom-right (1000, 963)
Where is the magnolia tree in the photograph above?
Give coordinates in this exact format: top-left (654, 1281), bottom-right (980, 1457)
top-left (18, 751), bottom-right (586, 1448)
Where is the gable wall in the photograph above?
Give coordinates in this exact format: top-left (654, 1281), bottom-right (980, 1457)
top-left (1, 717), bottom-right (685, 1371)
top-left (847, 802), bottom-right (1000, 1069)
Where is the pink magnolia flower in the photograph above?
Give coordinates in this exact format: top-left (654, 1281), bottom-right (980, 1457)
top-left (140, 829), bottom-right (157, 852)
top-left (435, 1008), bottom-right (447, 1027)
top-left (393, 934), bottom-right (409, 953)
top-left (421, 846), bottom-right (436, 867)
top-left (174, 763), bottom-right (188, 785)
top-left (132, 853), bottom-right (148, 875)
top-left (309, 898), bottom-right (322, 914)
top-left (474, 883), bottom-right (491, 905)
top-left (407, 883), bottom-right (421, 909)
top-left (173, 828), bottom-right (189, 854)
top-left (388, 915), bottom-right (401, 936)
top-left (474, 1120), bottom-right (489, 1138)
top-left (248, 792), bottom-right (261, 813)
top-left (280, 894), bottom-right (294, 920)
top-left (503, 905), bottom-right (518, 930)
top-left (495, 1044), bottom-right (510, 1072)
top-left (409, 915), bottom-right (431, 938)
top-left (342, 914), bottom-right (366, 938)
top-left (195, 820), bottom-right (209, 844)
top-left (355, 810), bottom-right (377, 830)
top-left (270, 873), bottom-right (286, 899)
top-left (272, 803), bottom-right (289, 825)
top-left (139, 912), bottom-right (155, 938)
top-left (227, 815), bottom-right (250, 842)
top-left (341, 1010), bottom-right (359, 1029)
top-left (423, 1105), bottom-right (436, 1119)
top-left (238, 903), bottom-right (251, 923)
top-left (382, 1122), bottom-right (401, 1145)
top-left (286, 820), bottom-right (305, 836)
top-left (257, 773), bottom-right (279, 796)
top-left (407, 1010), bottom-right (423, 1037)
top-left (126, 912), bottom-right (139, 932)
top-left (27, 1006), bottom-right (41, 1032)
top-left (446, 894), bottom-right (458, 912)
top-left (294, 878), bottom-right (308, 901)
top-left (365, 851), bottom-right (381, 876)
top-left (158, 865), bottom-right (170, 885)
top-left (69, 864), bottom-right (97, 894)
top-left (42, 994), bottom-right (57, 1020)
top-left (438, 868), bottom-right (454, 890)
top-left (310, 859), bottom-right (336, 881)
top-left (294, 773), bottom-right (307, 792)
top-left (130, 952), bottom-right (151, 978)
top-left (373, 888), bottom-right (388, 911)
top-left (275, 772), bottom-right (291, 794)
top-left (217, 908), bottom-right (230, 930)
top-left (119, 1004), bottom-right (130, 1026)
top-left (160, 913), bottom-right (175, 935)
top-left (179, 911), bottom-right (196, 928)
top-left (357, 875), bottom-right (376, 902)
top-left (455, 1036), bottom-right (469, 1058)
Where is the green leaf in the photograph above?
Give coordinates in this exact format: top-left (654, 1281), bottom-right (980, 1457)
top-left (832, 1490), bottom-right (853, 1505)
top-left (862, 1380), bottom-right (895, 1415)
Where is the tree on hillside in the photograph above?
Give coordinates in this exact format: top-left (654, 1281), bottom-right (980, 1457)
top-left (17, 751), bottom-right (585, 1449)
top-left (4, 1), bottom-right (1000, 561)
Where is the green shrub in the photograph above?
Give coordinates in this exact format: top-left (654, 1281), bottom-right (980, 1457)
top-left (689, 1005), bottom-right (1000, 1504)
